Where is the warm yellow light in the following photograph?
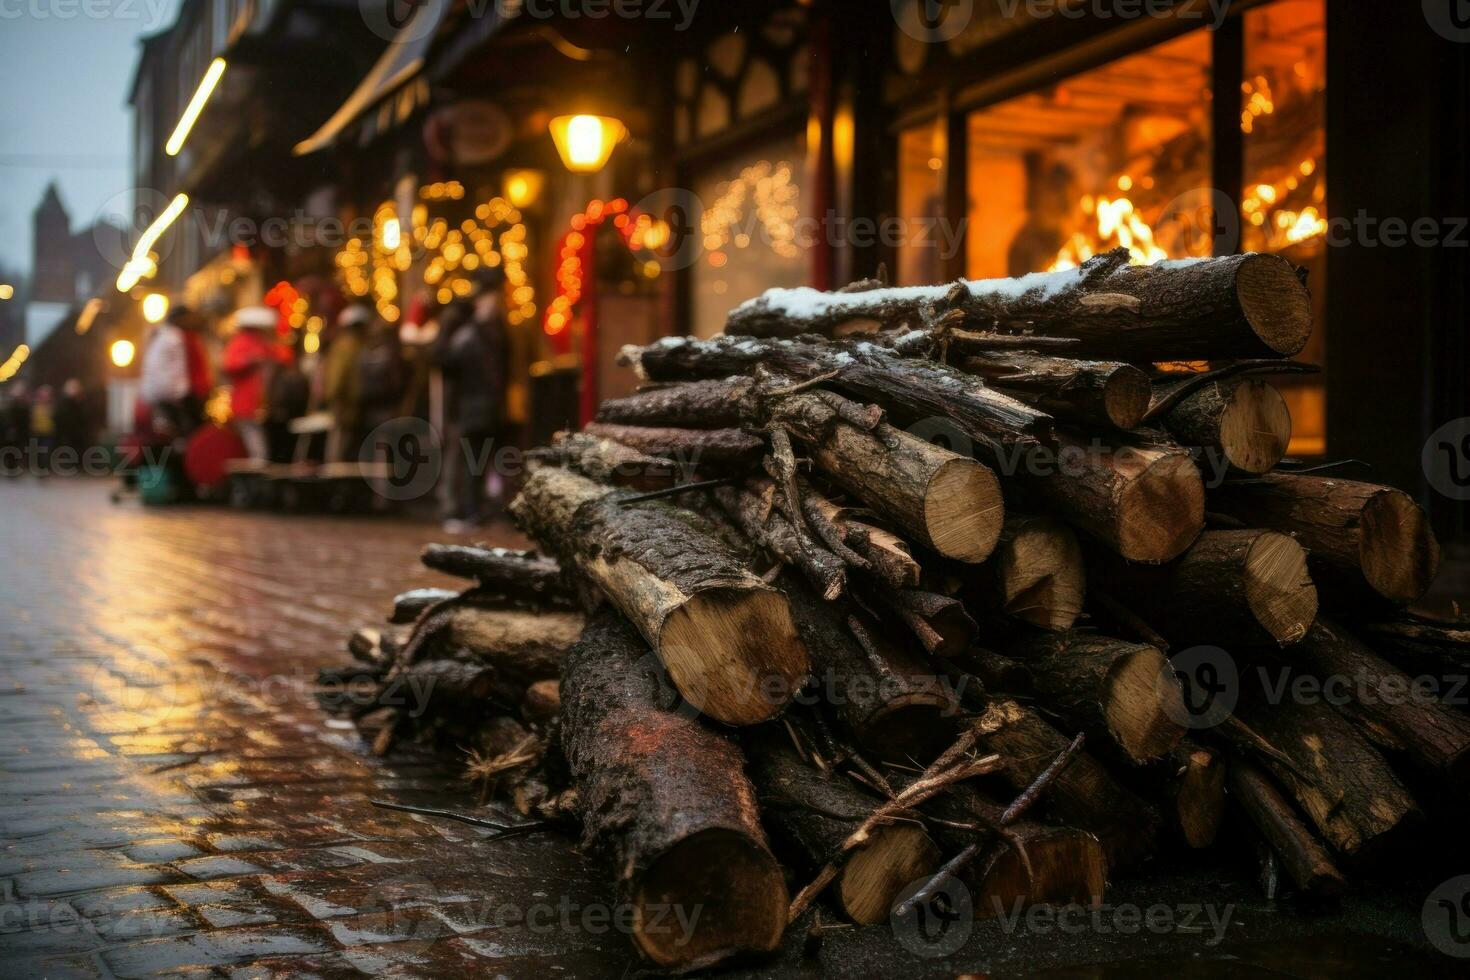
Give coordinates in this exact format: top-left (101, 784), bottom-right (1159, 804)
top-left (166, 58), bottom-right (226, 156)
top-left (110, 339), bottom-right (136, 368)
top-left (381, 217), bottom-right (401, 251)
top-left (549, 114), bottom-right (626, 173)
top-left (303, 332), bottom-right (320, 354)
top-left (14, 344), bottom-right (29, 362)
top-left (77, 298), bottom-right (103, 334)
top-left (0, 284), bottom-right (12, 300)
top-left (117, 193), bottom-right (189, 291)
top-left (503, 169), bottom-right (545, 208)
top-left (141, 293), bottom-right (169, 323)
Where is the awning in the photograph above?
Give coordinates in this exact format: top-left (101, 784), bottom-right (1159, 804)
top-left (292, 0), bottom-right (449, 156)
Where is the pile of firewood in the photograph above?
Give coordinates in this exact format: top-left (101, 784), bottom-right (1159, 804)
top-left (322, 248), bottom-right (1469, 970)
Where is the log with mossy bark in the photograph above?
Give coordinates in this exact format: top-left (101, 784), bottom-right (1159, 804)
top-left (959, 350), bottom-right (1151, 430)
top-left (595, 377), bottom-right (756, 429)
top-left (1227, 759), bottom-right (1347, 897)
top-left (976, 700), bottom-right (1161, 868)
top-left (526, 431), bottom-right (682, 490)
top-left (744, 732), bottom-right (940, 925)
top-left (723, 249), bottom-right (1313, 362)
top-left (1005, 631), bottom-right (1187, 765)
top-left (1162, 378), bottom-right (1292, 475)
top-left (559, 611), bottom-right (788, 969)
top-left (511, 466), bottom-right (809, 725)
top-left (1086, 529), bottom-right (1318, 648)
top-left (581, 421), bottom-right (765, 468)
top-left (1224, 690), bottom-right (1418, 861)
top-left (1210, 472), bottom-right (1440, 604)
top-left (1297, 618), bottom-right (1470, 781)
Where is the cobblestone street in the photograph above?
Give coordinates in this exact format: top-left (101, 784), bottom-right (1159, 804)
top-left (0, 479), bottom-right (1453, 979)
top-left (0, 479), bottom-right (631, 978)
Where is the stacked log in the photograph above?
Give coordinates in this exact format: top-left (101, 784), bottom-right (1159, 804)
top-left (320, 249), bottom-right (1466, 969)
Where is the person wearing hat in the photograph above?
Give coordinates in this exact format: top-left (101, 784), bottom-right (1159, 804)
top-left (432, 266), bottom-right (509, 531)
top-left (222, 305), bottom-right (290, 460)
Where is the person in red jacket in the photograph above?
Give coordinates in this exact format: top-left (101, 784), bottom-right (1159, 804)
top-left (222, 305), bottom-right (290, 460)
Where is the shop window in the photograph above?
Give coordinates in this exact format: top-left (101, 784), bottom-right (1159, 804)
top-left (895, 121), bottom-right (946, 286)
top-left (1244, 0), bottom-right (1326, 455)
top-left (966, 29), bottom-right (1213, 280)
top-left (690, 135), bottom-right (807, 338)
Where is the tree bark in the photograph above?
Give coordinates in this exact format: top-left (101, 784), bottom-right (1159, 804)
top-left (1007, 632), bottom-right (1187, 764)
top-left (975, 700), bottom-right (1161, 868)
top-left (595, 377), bottom-right (756, 429)
top-left (1163, 378), bottom-right (1291, 475)
top-left (1088, 529), bottom-right (1318, 647)
top-left (713, 483), bottom-right (847, 601)
top-left (959, 350), bottom-right (1151, 430)
top-left (1226, 691), bottom-right (1418, 861)
top-left (744, 734), bottom-right (940, 925)
top-left (527, 431), bottom-right (682, 490)
top-left (1210, 473), bottom-right (1440, 603)
top-left (419, 545), bottom-right (571, 604)
top-left (801, 487), bottom-right (922, 589)
top-left (406, 604), bottom-right (584, 686)
top-left (1228, 760), bottom-right (1347, 896)
top-left (723, 249), bottom-right (1313, 362)
top-left (559, 612), bottom-right (787, 969)
top-left (511, 467), bottom-right (809, 725)
top-left (390, 588), bottom-right (457, 624)
top-left (866, 585), bottom-right (978, 659)
top-left (581, 421), bottom-right (765, 468)
top-left (1299, 618), bottom-right (1470, 780)
top-left (772, 390), bottom-right (1004, 563)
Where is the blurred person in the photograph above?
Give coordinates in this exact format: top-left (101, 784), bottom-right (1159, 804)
top-left (433, 266), bottom-right (508, 531)
top-left (323, 304), bottom-right (369, 460)
top-left (223, 306), bottom-right (290, 461)
top-left (54, 378), bottom-right (92, 458)
top-left (1, 383), bottom-right (30, 473)
top-left (140, 306), bottom-right (213, 435)
top-left (357, 315), bottom-right (405, 442)
top-left (30, 385), bottom-right (55, 473)
top-left (265, 332), bottom-right (310, 463)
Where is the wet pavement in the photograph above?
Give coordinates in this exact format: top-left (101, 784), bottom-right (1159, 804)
top-left (0, 479), bottom-right (1460, 978)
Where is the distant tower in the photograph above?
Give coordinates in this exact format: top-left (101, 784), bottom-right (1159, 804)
top-left (32, 182), bottom-right (75, 303)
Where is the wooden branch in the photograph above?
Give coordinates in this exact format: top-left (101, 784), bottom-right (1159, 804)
top-left (390, 588), bottom-right (457, 625)
top-left (745, 734), bottom-right (939, 925)
top-left (724, 249), bottom-right (1313, 361)
top-left (595, 376), bottom-right (755, 429)
top-left (714, 483), bottom-right (847, 601)
top-left (1210, 473), bottom-right (1440, 603)
top-left (1299, 618), bottom-right (1470, 780)
top-left (1088, 529), bottom-right (1318, 647)
top-left (867, 586), bottom-right (978, 659)
top-left (1144, 359), bottom-right (1319, 423)
top-left (987, 514), bottom-right (1086, 631)
top-left (1228, 760), bottom-right (1347, 897)
top-left (1007, 632), bottom-right (1187, 764)
top-left (800, 484), bottom-right (922, 589)
top-left (419, 545), bottom-right (571, 604)
top-left (527, 431), bottom-right (682, 490)
top-left (1162, 378), bottom-right (1291, 475)
top-left (559, 612), bottom-right (787, 969)
top-left (975, 700), bottom-right (1161, 868)
top-left (511, 467), bottom-right (809, 725)
top-left (581, 421), bottom-right (765, 468)
top-left (959, 350), bottom-right (1151, 430)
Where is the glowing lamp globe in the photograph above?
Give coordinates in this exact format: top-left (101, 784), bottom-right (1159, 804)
top-left (549, 115), bottom-right (626, 173)
top-left (110, 339), bottom-right (136, 368)
top-left (141, 293), bottom-right (169, 324)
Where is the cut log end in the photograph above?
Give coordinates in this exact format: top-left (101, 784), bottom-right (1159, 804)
top-left (839, 824), bottom-right (940, 925)
top-left (1103, 366), bottom-right (1152, 431)
top-left (923, 458), bottom-right (1005, 563)
top-left (1174, 747), bottom-right (1226, 848)
top-left (1235, 254), bottom-right (1313, 357)
top-left (1000, 518), bottom-right (1086, 631)
top-left (633, 828), bottom-right (787, 967)
top-left (860, 693), bottom-right (959, 764)
top-left (1115, 452), bottom-right (1206, 563)
top-left (1244, 532), bottom-right (1318, 646)
top-left (973, 827), bottom-right (1108, 917)
top-left (1219, 379), bottom-right (1292, 474)
top-left (1360, 490), bottom-right (1441, 602)
top-left (659, 588), bottom-right (807, 726)
top-left (1105, 645), bottom-right (1187, 763)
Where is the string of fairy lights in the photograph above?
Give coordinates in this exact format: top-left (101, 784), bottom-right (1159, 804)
top-left (335, 182), bottom-right (535, 328)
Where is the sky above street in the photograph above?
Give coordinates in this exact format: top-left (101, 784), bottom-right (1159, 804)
top-left (0, 2), bottom-right (178, 281)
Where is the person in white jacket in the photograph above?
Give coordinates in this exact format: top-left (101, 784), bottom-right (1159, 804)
top-left (139, 319), bottom-right (188, 408)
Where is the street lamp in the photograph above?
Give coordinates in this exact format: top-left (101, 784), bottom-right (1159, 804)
top-left (110, 339), bottom-right (136, 368)
top-left (141, 293), bottom-right (169, 323)
top-left (548, 115), bottom-right (626, 173)
top-left (0, 284), bottom-right (13, 300)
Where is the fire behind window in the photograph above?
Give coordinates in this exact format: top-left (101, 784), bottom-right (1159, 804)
top-left (903, 1), bottom-right (1327, 454)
